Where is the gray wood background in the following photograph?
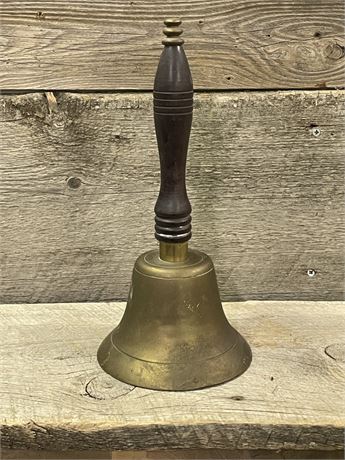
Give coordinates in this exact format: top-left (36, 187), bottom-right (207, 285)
top-left (1, 0), bottom-right (344, 90)
top-left (1, 1), bottom-right (344, 303)
top-left (1, 90), bottom-right (344, 303)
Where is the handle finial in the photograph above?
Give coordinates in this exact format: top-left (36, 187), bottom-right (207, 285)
top-left (162, 18), bottom-right (184, 45)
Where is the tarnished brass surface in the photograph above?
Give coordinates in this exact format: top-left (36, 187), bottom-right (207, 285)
top-left (97, 249), bottom-right (252, 390)
top-left (159, 241), bottom-right (188, 262)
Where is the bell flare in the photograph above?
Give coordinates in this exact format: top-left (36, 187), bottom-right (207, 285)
top-left (97, 249), bottom-right (251, 391)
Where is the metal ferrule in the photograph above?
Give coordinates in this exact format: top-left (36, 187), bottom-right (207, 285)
top-left (159, 241), bottom-right (188, 262)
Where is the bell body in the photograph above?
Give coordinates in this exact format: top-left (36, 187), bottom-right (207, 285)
top-left (97, 249), bottom-right (252, 390)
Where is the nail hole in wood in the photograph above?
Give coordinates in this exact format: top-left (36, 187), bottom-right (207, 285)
top-left (67, 177), bottom-right (82, 189)
top-left (309, 123), bottom-right (321, 137)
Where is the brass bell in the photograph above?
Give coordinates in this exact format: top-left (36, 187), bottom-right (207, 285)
top-left (97, 19), bottom-right (252, 390)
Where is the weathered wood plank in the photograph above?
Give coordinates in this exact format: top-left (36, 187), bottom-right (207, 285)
top-left (1, 90), bottom-right (344, 303)
top-left (112, 450), bottom-right (345, 459)
top-left (0, 1), bottom-right (344, 90)
top-left (1, 301), bottom-right (344, 451)
top-left (2, 449), bottom-right (344, 459)
top-left (1, 450), bottom-right (112, 459)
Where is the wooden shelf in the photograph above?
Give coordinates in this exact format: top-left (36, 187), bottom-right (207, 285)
top-left (1, 301), bottom-right (344, 451)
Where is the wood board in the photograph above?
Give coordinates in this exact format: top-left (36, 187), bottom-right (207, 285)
top-left (1, 0), bottom-right (344, 90)
top-left (1, 90), bottom-right (344, 303)
top-left (1, 449), bottom-right (344, 459)
top-left (1, 301), bottom-right (344, 451)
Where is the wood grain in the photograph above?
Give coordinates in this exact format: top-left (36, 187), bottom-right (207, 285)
top-left (1, 90), bottom-right (344, 303)
top-left (1, 301), bottom-right (344, 451)
top-left (1, 450), bottom-right (111, 459)
top-left (0, 0), bottom-right (344, 90)
top-left (112, 450), bottom-right (345, 459)
top-left (1, 449), bottom-right (343, 459)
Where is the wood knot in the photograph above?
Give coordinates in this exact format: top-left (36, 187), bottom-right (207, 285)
top-left (84, 374), bottom-right (135, 400)
top-left (163, 18), bottom-right (184, 46)
top-left (325, 43), bottom-right (345, 61)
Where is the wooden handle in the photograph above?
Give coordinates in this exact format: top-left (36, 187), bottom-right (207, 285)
top-left (153, 19), bottom-right (193, 243)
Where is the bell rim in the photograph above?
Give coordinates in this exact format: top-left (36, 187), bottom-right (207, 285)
top-left (97, 330), bottom-right (252, 391)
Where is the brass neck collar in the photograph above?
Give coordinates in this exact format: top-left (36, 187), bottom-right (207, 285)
top-left (159, 242), bottom-right (188, 262)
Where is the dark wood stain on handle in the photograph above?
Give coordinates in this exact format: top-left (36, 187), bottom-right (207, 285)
top-left (154, 19), bottom-right (193, 243)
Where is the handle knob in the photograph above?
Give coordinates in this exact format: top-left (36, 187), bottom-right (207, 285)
top-left (153, 19), bottom-right (193, 244)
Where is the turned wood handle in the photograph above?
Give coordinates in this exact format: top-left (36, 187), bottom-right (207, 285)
top-left (153, 19), bottom-right (193, 243)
